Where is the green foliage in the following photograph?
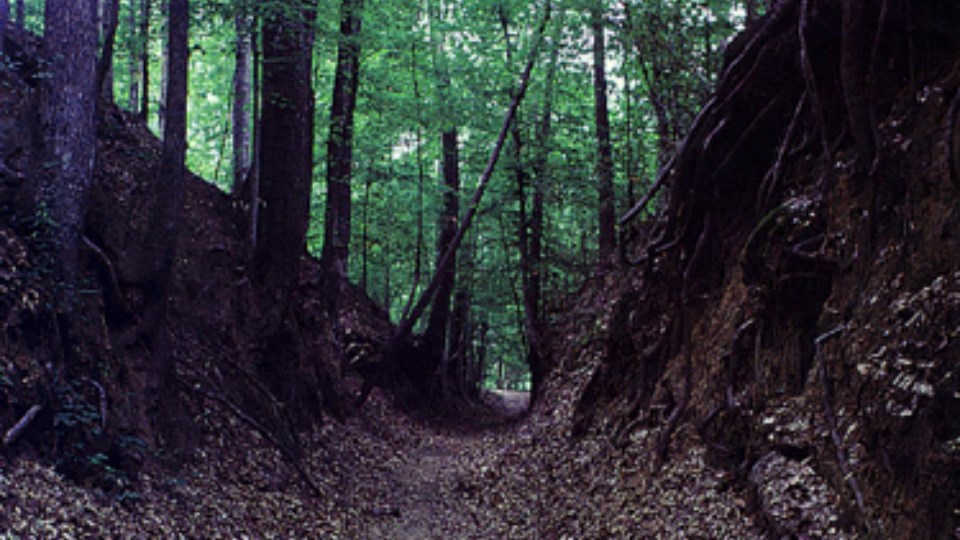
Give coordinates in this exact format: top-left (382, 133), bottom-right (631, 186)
top-left (102, 0), bottom-right (742, 390)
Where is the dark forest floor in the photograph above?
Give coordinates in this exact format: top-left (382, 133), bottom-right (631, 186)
top-left (1, 382), bottom-right (768, 539)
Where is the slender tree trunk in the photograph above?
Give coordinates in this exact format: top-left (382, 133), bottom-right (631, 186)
top-left (472, 320), bottom-right (488, 393)
top-left (127, 0), bottom-right (139, 112)
top-left (392, 2), bottom-right (550, 344)
top-left (360, 168), bottom-right (371, 291)
top-left (525, 38), bottom-right (558, 401)
top-left (155, 0), bottom-right (187, 299)
top-left (13, 0), bottom-right (21, 29)
top-left (139, 0), bottom-right (150, 121)
top-left (247, 20), bottom-right (261, 251)
top-left (231, 11), bottom-right (252, 195)
top-left (624, 52), bottom-right (636, 208)
top-left (97, 0), bottom-right (121, 103)
top-left (400, 38), bottom-right (426, 322)
top-left (592, 6), bottom-right (616, 264)
top-left (423, 127), bottom-right (459, 363)
top-left (320, 0), bottom-right (363, 324)
top-left (148, 0), bottom-right (188, 444)
top-left (382, 237), bottom-right (391, 312)
top-left (447, 288), bottom-right (470, 398)
top-left (418, 0), bottom-right (460, 385)
top-left (38, 0), bottom-right (98, 342)
top-left (0, 0), bottom-right (8, 54)
top-left (157, 0), bottom-right (168, 133)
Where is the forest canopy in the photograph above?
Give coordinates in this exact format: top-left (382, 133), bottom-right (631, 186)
top-left (10, 0), bottom-right (748, 390)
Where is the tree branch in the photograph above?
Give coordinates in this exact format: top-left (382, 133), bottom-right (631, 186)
top-left (392, 2), bottom-right (552, 342)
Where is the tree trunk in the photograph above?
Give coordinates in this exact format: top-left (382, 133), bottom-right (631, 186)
top-left (320, 0), bottom-right (363, 324)
top-left (38, 0), bottom-right (98, 350)
top-left (447, 288), bottom-right (470, 398)
top-left (1, 0), bottom-right (8, 53)
top-left (592, 6), bottom-right (616, 265)
top-left (623, 51), bottom-right (636, 208)
top-left (360, 168), bottom-right (371, 291)
top-left (231, 11), bottom-right (252, 195)
top-left (247, 22), bottom-right (261, 251)
top-left (392, 3), bottom-right (550, 346)
top-left (148, 0), bottom-right (188, 445)
top-left (155, 0), bottom-right (187, 311)
top-left (254, 0), bottom-right (317, 301)
top-left (382, 236), bottom-right (391, 312)
top-left (127, 0), bottom-right (139, 112)
top-left (525, 38), bottom-right (557, 402)
top-left (400, 26), bottom-right (426, 322)
top-left (97, 0), bottom-right (121, 103)
top-left (14, 0), bottom-right (21, 29)
top-left (471, 320), bottom-right (488, 393)
top-left (422, 127), bottom-right (459, 364)
top-left (157, 0), bottom-right (168, 133)
top-left (139, 0), bottom-right (150, 121)
top-left (252, 0), bottom-right (318, 419)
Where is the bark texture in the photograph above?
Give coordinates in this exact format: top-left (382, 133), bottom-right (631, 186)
top-left (423, 128), bottom-right (459, 362)
top-left (147, 0), bottom-right (188, 444)
top-left (38, 0), bottom-right (98, 314)
top-left (592, 7), bottom-right (616, 264)
top-left (231, 11), bottom-right (252, 195)
top-left (320, 0), bottom-right (363, 323)
top-left (251, 0), bottom-right (319, 422)
top-left (96, 0), bottom-right (120, 102)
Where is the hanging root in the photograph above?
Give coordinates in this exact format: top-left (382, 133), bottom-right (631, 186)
top-left (654, 345), bottom-right (692, 470)
top-left (799, 0), bottom-right (833, 175)
top-left (759, 93), bottom-right (808, 211)
top-left (816, 324), bottom-right (874, 532)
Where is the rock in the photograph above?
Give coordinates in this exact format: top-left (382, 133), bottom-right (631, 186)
top-left (748, 451), bottom-right (849, 539)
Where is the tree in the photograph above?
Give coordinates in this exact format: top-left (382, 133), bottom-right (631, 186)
top-left (146, 0), bottom-right (188, 440)
top-left (423, 126), bottom-right (459, 362)
top-left (139, 0), bottom-right (151, 120)
top-left (320, 0), bottom-right (363, 325)
top-left (0, 0), bottom-right (8, 177)
top-left (0, 0), bottom-right (8, 54)
top-left (524, 29), bottom-right (559, 401)
top-left (97, 0), bottom-right (121, 104)
top-left (592, 3), bottom-right (615, 264)
top-left (14, 0), bottom-right (21, 29)
top-left (251, 0), bottom-right (318, 412)
top-left (37, 0), bottom-right (98, 352)
top-left (390, 2), bottom-right (552, 398)
top-left (126, 0), bottom-right (139, 112)
top-left (231, 6), bottom-right (252, 194)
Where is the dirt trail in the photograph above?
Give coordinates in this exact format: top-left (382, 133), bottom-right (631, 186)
top-left (484, 389), bottom-right (531, 418)
top-left (360, 432), bottom-right (493, 539)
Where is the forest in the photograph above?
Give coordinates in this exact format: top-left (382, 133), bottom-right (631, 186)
top-left (0, 0), bottom-right (959, 538)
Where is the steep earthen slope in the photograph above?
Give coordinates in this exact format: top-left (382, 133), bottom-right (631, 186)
top-left (556, 2), bottom-right (960, 538)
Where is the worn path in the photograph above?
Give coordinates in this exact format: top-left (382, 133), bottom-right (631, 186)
top-left (358, 391), bottom-right (529, 539)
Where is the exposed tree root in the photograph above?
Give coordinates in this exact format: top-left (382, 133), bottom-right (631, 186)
top-left (182, 380), bottom-right (324, 499)
top-left (815, 324), bottom-right (873, 533)
top-left (758, 93), bottom-right (807, 211)
top-left (798, 0), bottom-right (833, 175)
